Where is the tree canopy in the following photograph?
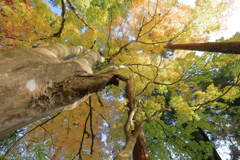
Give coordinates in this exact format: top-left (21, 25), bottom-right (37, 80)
top-left (0, 0), bottom-right (239, 159)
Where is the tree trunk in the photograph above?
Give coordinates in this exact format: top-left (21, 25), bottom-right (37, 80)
top-left (181, 123), bottom-right (221, 160)
top-left (197, 127), bottom-right (222, 160)
top-left (165, 42), bottom-right (240, 54)
top-left (114, 136), bottom-right (137, 160)
top-left (0, 44), bottom-right (118, 139)
top-left (114, 125), bottom-right (151, 160)
top-left (133, 129), bottom-right (151, 160)
top-left (118, 79), bottom-right (151, 160)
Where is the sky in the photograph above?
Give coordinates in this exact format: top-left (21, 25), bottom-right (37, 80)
top-left (51, 0), bottom-right (240, 41)
top-left (178, 0), bottom-right (240, 40)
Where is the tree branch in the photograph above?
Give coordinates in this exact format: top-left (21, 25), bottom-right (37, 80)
top-left (124, 107), bottom-right (138, 140)
top-left (52, 0), bottom-right (66, 37)
top-left (75, 109), bottom-right (90, 160)
top-left (66, 0), bottom-right (93, 31)
top-left (132, 108), bottom-right (172, 138)
top-left (194, 72), bottom-right (240, 111)
top-left (4, 112), bottom-right (61, 156)
top-left (89, 97), bottom-right (95, 155)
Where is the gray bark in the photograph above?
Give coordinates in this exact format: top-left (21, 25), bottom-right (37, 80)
top-left (0, 44), bottom-right (114, 139)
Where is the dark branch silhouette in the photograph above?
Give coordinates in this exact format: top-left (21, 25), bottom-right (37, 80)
top-left (52, 0), bottom-right (67, 37)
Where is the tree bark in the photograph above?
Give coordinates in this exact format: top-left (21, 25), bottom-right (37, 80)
top-left (115, 78), bottom-right (151, 160)
top-left (0, 44), bottom-right (116, 139)
top-left (165, 42), bottom-right (240, 54)
top-left (114, 136), bottom-right (137, 160)
top-left (114, 121), bottom-right (151, 160)
top-left (133, 123), bottom-right (151, 160)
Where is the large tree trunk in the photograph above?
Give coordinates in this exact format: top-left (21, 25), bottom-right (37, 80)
top-left (0, 44), bottom-right (119, 139)
top-left (165, 42), bottom-right (240, 54)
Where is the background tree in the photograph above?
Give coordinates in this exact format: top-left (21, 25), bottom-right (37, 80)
top-left (0, 0), bottom-right (239, 159)
top-left (165, 42), bottom-right (240, 54)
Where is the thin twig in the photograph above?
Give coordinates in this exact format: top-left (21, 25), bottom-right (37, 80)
top-left (89, 97), bottom-right (95, 155)
top-left (194, 72), bottom-right (240, 111)
top-left (66, 0), bottom-right (93, 31)
top-left (75, 109), bottom-right (90, 160)
top-left (5, 112), bottom-right (61, 156)
top-left (92, 108), bottom-right (111, 128)
top-left (95, 93), bottom-right (104, 106)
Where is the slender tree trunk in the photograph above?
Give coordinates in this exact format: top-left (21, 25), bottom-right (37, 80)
top-left (114, 79), bottom-right (151, 160)
top-left (181, 123), bottom-right (221, 160)
top-left (126, 80), bottom-right (151, 160)
top-left (197, 127), bottom-right (222, 160)
top-left (165, 42), bottom-right (240, 54)
top-left (114, 136), bottom-right (137, 160)
top-left (190, 127), bottom-right (222, 160)
top-left (114, 127), bottom-right (151, 160)
top-left (133, 123), bottom-right (151, 160)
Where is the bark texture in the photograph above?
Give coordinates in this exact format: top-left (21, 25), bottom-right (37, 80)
top-left (133, 123), bottom-right (151, 160)
top-left (165, 42), bottom-right (240, 54)
top-left (113, 77), bottom-right (157, 160)
top-left (0, 44), bottom-right (114, 139)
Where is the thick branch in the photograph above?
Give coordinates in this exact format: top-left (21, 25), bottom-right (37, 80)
top-left (37, 44), bottom-right (89, 60)
top-left (133, 108), bottom-right (172, 138)
top-left (124, 107), bottom-right (138, 140)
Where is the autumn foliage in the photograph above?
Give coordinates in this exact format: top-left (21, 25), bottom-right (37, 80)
top-left (0, 0), bottom-right (239, 159)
